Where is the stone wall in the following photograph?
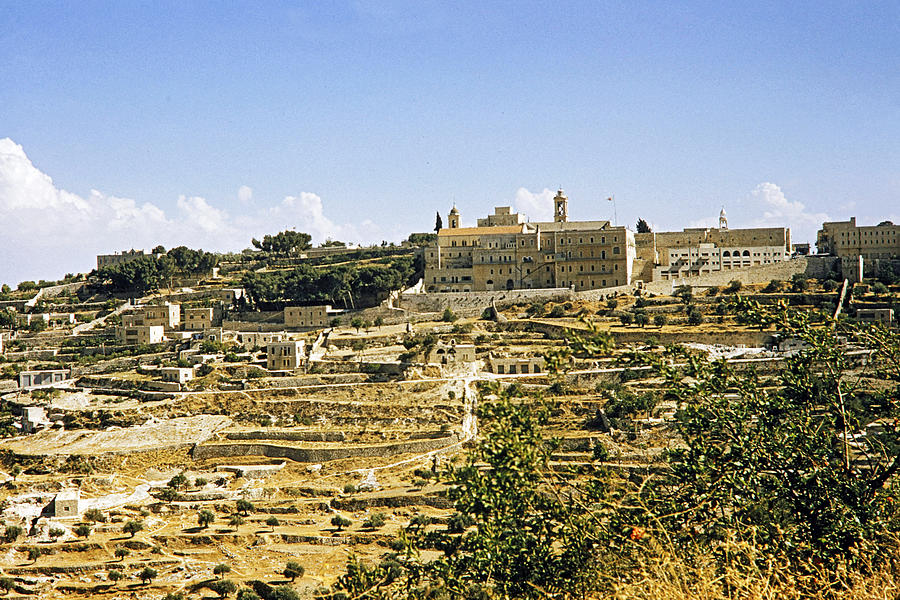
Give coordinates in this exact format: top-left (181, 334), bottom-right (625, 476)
top-left (249, 373), bottom-right (367, 388)
top-left (192, 434), bottom-right (459, 462)
top-left (398, 287), bottom-right (575, 317)
top-left (641, 257), bottom-right (809, 295)
top-left (575, 284), bottom-right (635, 302)
top-left (805, 255), bottom-right (841, 279)
top-left (222, 320), bottom-right (286, 333)
top-left (226, 431), bottom-right (346, 442)
top-left (508, 319), bottom-right (775, 347)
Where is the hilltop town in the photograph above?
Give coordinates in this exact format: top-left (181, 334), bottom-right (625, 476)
top-left (0, 195), bottom-right (897, 599)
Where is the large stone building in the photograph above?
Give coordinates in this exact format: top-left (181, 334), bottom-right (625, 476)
top-left (817, 217), bottom-right (900, 259)
top-left (96, 249), bottom-right (147, 270)
top-left (425, 191), bottom-right (635, 292)
top-left (284, 305), bottom-right (332, 329)
top-left (817, 217), bottom-right (900, 282)
top-left (635, 209), bottom-right (792, 282)
top-left (424, 196), bottom-right (793, 292)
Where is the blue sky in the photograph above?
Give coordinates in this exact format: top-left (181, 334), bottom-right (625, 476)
top-left (1, 1), bottom-right (898, 285)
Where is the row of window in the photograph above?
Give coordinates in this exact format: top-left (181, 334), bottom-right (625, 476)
top-left (560, 279), bottom-right (618, 289)
top-left (494, 363), bottom-right (542, 374)
top-left (447, 235), bottom-right (627, 249)
top-left (559, 236), bottom-right (617, 245)
top-left (559, 263), bottom-right (619, 273)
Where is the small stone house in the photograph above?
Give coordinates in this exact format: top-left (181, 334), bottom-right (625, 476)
top-left (183, 307), bottom-right (214, 330)
top-left (488, 355), bottom-right (546, 375)
top-left (236, 331), bottom-right (285, 348)
top-left (856, 308), bottom-right (894, 327)
top-left (160, 367), bottom-right (194, 384)
top-left (123, 303), bottom-right (181, 329)
top-left (426, 340), bottom-right (476, 365)
top-left (267, 340), bottom-right (305, 371)
top-left (219, 288), bottom-right (245, 305)
top-left (202, 328), bottom-right (236, 343)
top-left (116, 325), bottom-right (165, 345)
top-left (22, 406), bottom-right (50, 433)
top-left (52, 490), bottom-right (80, 518)
top-left (18, 369), bottom-right (69, 389)
top-left (185, 353), bottom-right (219, 366)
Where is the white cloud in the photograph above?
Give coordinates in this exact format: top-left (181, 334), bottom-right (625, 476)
top-left (513, 187), bottom-right (555, 222)
top-left (176, 195), bottom-right (232, 234)
top-left (747, 182), bottom-right (829, 244)
top-left (273, 192), bottom-right (336, 241)
top-left (267, 192), bottom-right (381, 244)
top-left (0, 138), bottom-right (381, 285)
top-left (103, 192), bottom-right (167, 232)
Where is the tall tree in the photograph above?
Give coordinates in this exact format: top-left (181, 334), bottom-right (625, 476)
top-left (636, 218), bottom-right (651, 233)
top-left (434, 211), bottom-right (443, 233)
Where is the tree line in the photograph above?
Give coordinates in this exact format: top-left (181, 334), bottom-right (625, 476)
top-left (241, 255), bottom-right (419, 308)
top-left (93, 246), bottom-right (218, 294)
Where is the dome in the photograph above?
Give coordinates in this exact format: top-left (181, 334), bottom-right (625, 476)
top-left (720, 206), bottom-right (727, 217)
top-left (449, 205), bottom-right (459, 214)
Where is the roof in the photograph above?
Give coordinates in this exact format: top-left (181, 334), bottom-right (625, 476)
top-left (535, 220), bottom-right (614, 232)
top-left (438, 225), bottom-right (524, 236)
top-left (55, 489), bottom-right (80, 501)
top-left (23, 406), bottom-right (46, 418)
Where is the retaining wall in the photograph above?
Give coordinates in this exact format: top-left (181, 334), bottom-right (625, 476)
top-left (509, 319), bottom-right (775, 347)
top-left (805, 255), bottom-right (841, 279)
top-left (226, 431), bottom-right (346, 442)
top-left (251, 373), bottom-right (368, 388)
top-left (396, 258), bottom-right (823, 315)
top-left (398, 287), bottom-right (575, 317)
top-left (640, 257), bottom-right (810, 295)
top-left (192, 434), bottom-right (459, 463)
top-left (223, 320), bottom-right (286, 333)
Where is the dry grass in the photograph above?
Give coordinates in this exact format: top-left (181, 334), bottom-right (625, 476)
top-left (609, 539), bottom-right (900, 600)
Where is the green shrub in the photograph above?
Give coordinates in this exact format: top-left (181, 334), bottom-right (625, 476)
top-left (283, 560), bottom-right (304, 581)
top-left (83, 508), bottom-right (106, 523)
top-left (138, 566), bottom-right (157, 584)
top-left (362, 512), bottom-right (386, 529)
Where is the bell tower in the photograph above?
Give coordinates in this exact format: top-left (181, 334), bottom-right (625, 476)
top-left (553, 189), bottom-right (568, 223)
top-left (448, 205), bottom-right (460, 229)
